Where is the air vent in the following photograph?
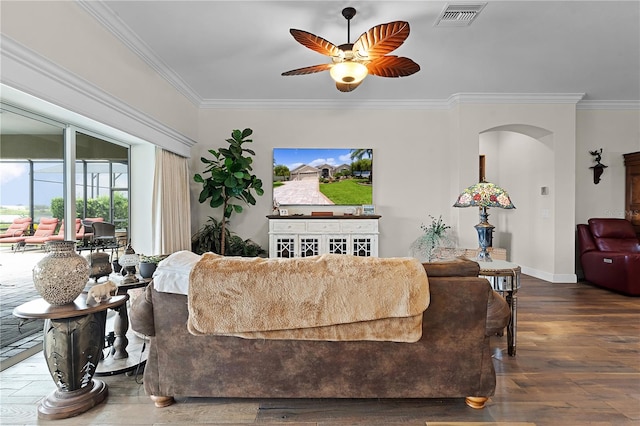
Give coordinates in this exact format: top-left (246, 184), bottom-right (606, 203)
top-left (435, 3), bottom-right (486, 27)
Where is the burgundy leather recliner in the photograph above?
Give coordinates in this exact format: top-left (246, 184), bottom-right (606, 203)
top-left (577, 218), bottom-right (640, 296)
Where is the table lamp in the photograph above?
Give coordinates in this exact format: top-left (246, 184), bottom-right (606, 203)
top-left (118, 243), bottom-right (139, 284)
top-left (453, 181), bottom-right (515, 262)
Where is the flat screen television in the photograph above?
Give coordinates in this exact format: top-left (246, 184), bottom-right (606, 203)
top-left (273, 148), bottom-right (373, 206)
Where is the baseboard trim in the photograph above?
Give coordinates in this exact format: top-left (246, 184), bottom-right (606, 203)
top-left (521, 266), bottom-right (577, 283)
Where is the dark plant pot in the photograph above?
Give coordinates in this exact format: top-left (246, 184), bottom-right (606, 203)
top-left (139, 262), bottom-right (157, 279)
top-left (112, 260), bottom-right (122, 274)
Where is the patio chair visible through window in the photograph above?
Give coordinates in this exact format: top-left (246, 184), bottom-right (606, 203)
top-left (16, 218), bottom-right (59, 252)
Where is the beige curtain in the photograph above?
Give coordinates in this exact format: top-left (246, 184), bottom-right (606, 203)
top-left (152, 148), bottom-right (191, 254)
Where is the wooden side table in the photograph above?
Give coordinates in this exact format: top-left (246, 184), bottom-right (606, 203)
top-left (95, 277), bottom-right (152, 376)
top-left (13, 294), bottom-right (128, 420)
top-left (476, 260), bottom-right (521, 356)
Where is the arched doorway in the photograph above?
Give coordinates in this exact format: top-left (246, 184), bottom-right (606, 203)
top-left (479, 124), bottom-right (555, 274)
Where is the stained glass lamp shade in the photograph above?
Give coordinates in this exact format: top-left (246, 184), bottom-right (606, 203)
top-left (453, 181), bottom-right (515, 262)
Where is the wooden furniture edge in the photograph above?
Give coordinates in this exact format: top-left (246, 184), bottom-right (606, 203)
top-left (150, 395), bottom-right (175, 408)
top-left (465, 396), bottom-right (489, 409)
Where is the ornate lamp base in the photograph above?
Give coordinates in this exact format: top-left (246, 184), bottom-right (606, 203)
top-left (122, 270), bottom-right (138, 284)
top-left (475, 207), bottom-right (495, 262)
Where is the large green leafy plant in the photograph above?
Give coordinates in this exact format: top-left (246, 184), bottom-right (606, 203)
top-left (193, 128), bottom-right (264, 255)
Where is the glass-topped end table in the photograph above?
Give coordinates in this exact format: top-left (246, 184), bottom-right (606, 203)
top-left (13, 294), bottom-right (128, 420)
top-left (476, 259), bottom-right (521, 356)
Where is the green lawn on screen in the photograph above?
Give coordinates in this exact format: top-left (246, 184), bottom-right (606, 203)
top-left (319, 179), bottom-right (372, 205)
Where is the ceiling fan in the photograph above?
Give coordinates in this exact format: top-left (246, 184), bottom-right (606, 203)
top-left (282, 7), bottom-right (420, 92)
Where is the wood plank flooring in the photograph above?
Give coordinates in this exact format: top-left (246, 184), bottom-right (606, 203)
top-left (0, 275), bottom-right (638, 425)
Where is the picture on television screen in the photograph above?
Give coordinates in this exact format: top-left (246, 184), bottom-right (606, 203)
top-left (273, 148), bottom-right (373, 206)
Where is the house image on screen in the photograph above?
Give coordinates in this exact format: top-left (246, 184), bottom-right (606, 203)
top-left (290, 163), bottom-right (351, 180)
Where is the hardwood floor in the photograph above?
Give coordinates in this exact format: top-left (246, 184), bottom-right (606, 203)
top-left (0, 275), bottom-right (638, 425)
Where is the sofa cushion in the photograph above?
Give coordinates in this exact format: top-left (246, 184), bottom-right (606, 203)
top-left (588, 218), bottom-right (640, 253)
top-left (152, 250), bottom-right (203, 294)
top-left (594, 238), bottom-right (640, 253)
top-left (130, 284), bottom-right (156, 336)
top-left (422, 257), bottom-right (480, 277)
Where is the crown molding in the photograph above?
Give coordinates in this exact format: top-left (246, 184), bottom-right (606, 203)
top-left (199, 98), bottom-right (451, 110)
top-left (448, 93), bottom-right (586, 106)
top-left (199, 93), bottom-right (591, 110)
top-left (77, 0), bottom-right (203, 107)
top-left (576, 100), bottom-right (640, 110)
top-left (0, 35), bottom-right (196, 156)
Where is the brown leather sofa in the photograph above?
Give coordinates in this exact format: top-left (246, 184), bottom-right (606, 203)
top-left (577, 218), bottom-right (640, 296)
top-left (130, 257), bottom-right (509, 409)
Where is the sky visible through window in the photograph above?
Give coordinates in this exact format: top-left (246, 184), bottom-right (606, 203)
top-left (0, 161), bottom-right (126, 210)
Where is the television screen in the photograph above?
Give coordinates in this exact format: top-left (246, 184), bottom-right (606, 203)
top-left (273, 148), bottom-right (373, 206)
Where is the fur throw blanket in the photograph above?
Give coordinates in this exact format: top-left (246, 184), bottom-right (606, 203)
top-left (187, 253), bottom-right (430, 342)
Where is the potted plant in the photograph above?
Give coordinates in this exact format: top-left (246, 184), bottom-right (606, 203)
top-left (138, 254), bottom-right (169, 278)
top-left (409, 215), bottom-right (455, 262)
top-left (192, 216), bottom-right (266, 257)
top-left (193, 128), bottom-right (264, 255)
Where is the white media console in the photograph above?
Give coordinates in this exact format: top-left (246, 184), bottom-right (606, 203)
top-left (267, 215), bottom-right (380, 258)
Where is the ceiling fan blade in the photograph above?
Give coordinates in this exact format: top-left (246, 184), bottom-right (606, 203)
top-left (366, 56), bottom-right (420, 78)
top-left (336, 81), bottom-right (363, 92)
top-left (282, 63), bottom-right (333, 76)
top-left (353, 21), bottom-right (410, 60)
top-left (289, 29), bottom-right (341, 57)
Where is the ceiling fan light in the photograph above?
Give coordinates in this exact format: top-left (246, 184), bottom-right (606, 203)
top-left (330, 62), bottom-right (368, 84)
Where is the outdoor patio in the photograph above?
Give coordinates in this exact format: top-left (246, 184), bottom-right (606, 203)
top-left (0, 247), bottom-right (46, 370)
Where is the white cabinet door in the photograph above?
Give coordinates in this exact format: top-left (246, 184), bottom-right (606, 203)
top-left (325, 235), bottom-right (349, 255)
top-left (298, 235), bottom-right (321, 257)
top-left (272, 235), bottom-right (296, 258)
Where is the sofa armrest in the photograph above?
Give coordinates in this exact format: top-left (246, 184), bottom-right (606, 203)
top-left (422, 257), bottom-right (480, 277)
top-left (485, 288), bottom-right (510, 336)
top-left (130, 281), bottom-right (156, 336)
top-left (580, 250), bottom-right (640, 295)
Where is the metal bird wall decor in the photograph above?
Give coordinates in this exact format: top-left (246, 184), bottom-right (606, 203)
top-left (589, 148), bottom-right (608, 184)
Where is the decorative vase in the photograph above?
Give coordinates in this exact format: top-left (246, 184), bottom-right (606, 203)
top-left (33, 240), bottom-right (90, 305)
top-left (138, 262), bottom-right (157, 279)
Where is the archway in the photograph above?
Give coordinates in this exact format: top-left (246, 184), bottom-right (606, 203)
top-left (479, 124), bottom-right (555, 274)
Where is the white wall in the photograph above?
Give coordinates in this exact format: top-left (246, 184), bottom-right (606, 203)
top-left (449, 102), bottom-right (579, 282)
top-left (575, 109), bottom-right (640, 223)
top-left (191, 103), bottom-right (632, 283)
top-left (480, 130), bottom-right (555, 273)
top-left (129, 144), bottom-right (157, 256)
top-left (192, 108), bottom-right (453, 258)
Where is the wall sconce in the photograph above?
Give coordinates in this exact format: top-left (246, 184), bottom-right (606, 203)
top-left (589, 148), bottom-right (607, 184)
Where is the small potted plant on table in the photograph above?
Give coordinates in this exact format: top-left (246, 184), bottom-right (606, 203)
top-left (409, 215), bottom-right (457, 262)
top-left (138, 254), bottom-right (168, 279)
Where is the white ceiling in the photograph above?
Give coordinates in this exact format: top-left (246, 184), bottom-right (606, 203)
top-left (80, 1), bottom-right (639, 105)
